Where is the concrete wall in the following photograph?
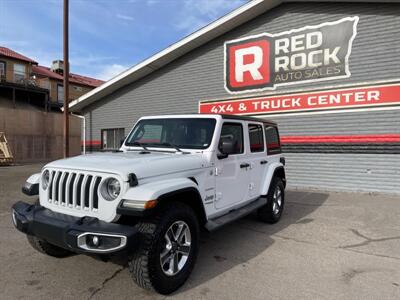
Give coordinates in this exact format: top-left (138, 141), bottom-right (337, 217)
top-left (0, 108), bottom-right (81, 164)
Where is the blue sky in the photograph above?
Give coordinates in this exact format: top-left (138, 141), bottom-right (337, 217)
top-left (0, 0), bottom-right (247, 80)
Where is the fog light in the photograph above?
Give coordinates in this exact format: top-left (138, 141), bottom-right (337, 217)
top-left (77, 232), bottom-right (127, 253)
top-left (91, 236), bottom-right (99, 246)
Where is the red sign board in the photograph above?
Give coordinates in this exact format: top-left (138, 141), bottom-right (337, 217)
top-left (199, 83), bottom-right (400, 115)
top-left (227, 38), bottom-right (271, 90)
top-left (224, 17), bottom-right (358, 93)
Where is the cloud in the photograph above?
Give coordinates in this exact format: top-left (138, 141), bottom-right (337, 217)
top-left (174, 0), bottom-right (247, 33)
top-left (186, 0), bottom-right (246, 18)
top-left (96, 64), bottom-right (128, 81)
top-left (0, 40), bottom-right (29, 47)
top-left (11, 48), bottom-right (60, 67)
top-left (70, 54), bottom-right (116, 67)
top-left (116, 14), bottom-right (134, 22)
top-left (147, 0), bottom-right (159, 6)
top-left (174, 15), bottom-right (208, 32)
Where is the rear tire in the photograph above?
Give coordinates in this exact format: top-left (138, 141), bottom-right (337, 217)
top-left (27, 235), bottom-right (72, 258)
top-left (128, 202), bottom-right (199, 295)
top-left (257, 177), bottom-right (285, 224)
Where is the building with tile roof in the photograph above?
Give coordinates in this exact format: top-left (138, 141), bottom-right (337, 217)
top-left (0, 47), bottom-right (104, 110)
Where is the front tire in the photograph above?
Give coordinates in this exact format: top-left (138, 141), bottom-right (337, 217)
top-left (27, 235), bottom-right (72, 258)
top-left (257, 177), bottom-right (285, 224)
top-left (128, 202), bottom-right (199, 295)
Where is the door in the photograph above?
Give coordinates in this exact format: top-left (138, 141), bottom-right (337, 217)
top-left (247, 123), bottom-right (268, 198)
top-left (215, 122), bottom-right (250, 209)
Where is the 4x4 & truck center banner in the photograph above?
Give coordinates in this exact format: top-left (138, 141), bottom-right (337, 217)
top-left (199, 83), bottom-right (400, 115)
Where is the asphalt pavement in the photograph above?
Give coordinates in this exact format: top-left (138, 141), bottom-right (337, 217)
top-left (1, 164), bottom-right (399, 299)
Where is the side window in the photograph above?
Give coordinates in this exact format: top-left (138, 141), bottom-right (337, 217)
top-left (0, 61), bottom-right (5, 79)
top-left (248, 124), bottom-right (264, 153)
top-left (14, 63), bottom-right (26, 82)
top-left (265, 125), bottom-right (281, 155)
top-left (219, 123), bottom-right (243, 155)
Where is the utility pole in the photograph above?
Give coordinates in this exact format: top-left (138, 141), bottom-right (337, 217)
top-left (63, 0), bottom-right (69, 157)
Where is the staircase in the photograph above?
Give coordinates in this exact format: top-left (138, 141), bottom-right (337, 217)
top-left (0, 132), bottom-right (13, 165)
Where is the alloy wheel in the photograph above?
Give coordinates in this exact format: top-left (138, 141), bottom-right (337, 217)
top-left (272, 186), bottom-right (282, 215)
top-left (160, 221), bottom-right (191, 276)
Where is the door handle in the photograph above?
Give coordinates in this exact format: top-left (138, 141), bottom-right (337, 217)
top-left (260, 160), bottom-right (268, 165)
top-left (240, 163), bottom-right (250, 169)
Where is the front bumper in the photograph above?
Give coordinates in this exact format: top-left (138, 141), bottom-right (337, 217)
top-left (12, 201), bottom-right (139, 254)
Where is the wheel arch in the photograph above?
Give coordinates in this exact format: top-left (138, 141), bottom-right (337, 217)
top-left (273, 166), bottom-right (286, 188)
top-left (118, 178), bottom-right (207, 226)
top-left (157, 187), bottom-right (207, 227)
top-left (260, 163), bottom-right (286, 195)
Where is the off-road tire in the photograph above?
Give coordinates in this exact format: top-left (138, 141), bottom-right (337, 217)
top-left (257, 177), bottom-right (285, 224)
top-left (128, 202), bottom-right (199, 295)
top-left (27, 235), bottom-right (72, 258)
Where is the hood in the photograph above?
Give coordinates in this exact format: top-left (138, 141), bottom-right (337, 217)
top-left (45, 151), bottom-right (207, 181)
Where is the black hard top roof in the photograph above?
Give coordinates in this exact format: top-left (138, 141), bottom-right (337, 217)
top-left (220, 114), bottom-right (277, 126)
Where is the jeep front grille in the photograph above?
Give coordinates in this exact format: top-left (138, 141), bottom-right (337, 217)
top-left (47, 171), bottom-right (102, 212)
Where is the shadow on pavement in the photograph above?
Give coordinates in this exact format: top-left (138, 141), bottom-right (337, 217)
top-left (104, 190), bottom-right (329, 294)
top-left (177, 190), bottom-right (329, 293)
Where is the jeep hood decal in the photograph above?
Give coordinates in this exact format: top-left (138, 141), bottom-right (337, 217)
top-left (45, 152), bottom-right (206, 181)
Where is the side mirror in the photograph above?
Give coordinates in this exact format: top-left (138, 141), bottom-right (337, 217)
top-left (217, 139), bottom-right (235, 159)
top-left (120, 136), bottom-right (126, 147)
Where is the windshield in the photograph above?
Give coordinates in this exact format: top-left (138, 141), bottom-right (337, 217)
top-left (125, 118), bottom-right (216, 150)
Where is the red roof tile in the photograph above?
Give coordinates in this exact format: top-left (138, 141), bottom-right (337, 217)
top-left (0, 46), bottom-right (37, 64)
top-left (69, 73), bottom-right (104, 87)
top-left (32, 65), bottom-right (104, 88)
top-left (32, 65), bottom-right (63, 80)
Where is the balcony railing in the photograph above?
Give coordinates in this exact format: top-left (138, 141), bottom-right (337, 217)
top-left (0, 71), bottom-right (49, 90)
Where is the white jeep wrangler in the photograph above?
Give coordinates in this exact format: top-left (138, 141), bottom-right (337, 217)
top-left (12, 114), bottom-right (286, 294)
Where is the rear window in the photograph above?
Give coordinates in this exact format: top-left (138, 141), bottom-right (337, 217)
top-left (265, 125), bottom-right (281, 154)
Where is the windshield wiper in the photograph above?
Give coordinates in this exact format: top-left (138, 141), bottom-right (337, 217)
top-left (161, 142), bottom-right (183, 152)
top-left (130, 141), bottom-right (149, 151)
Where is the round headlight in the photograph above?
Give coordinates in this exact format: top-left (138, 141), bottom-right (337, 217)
top-left (101, 178), bottom-right (121, 201)
top-left (42, 170), bottom-right (50, 190)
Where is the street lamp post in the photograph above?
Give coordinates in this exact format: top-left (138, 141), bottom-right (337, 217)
top-left (63, 0), bottom-right (69, 157)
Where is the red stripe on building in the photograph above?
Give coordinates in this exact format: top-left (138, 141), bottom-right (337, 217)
top-left (281, 134), bottom-right (400, 144)
top-left (82, 140), bottom-right (101, 146)
top-left (83, 134), bottom-right (400, 147)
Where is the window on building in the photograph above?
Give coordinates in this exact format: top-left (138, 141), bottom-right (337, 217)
top-left (57, 84), bottom-right (64, 103)
top-left (265, 125), bottom-right (281, 155)
top-left (102, 128), bottom-right (125, 150)
top-left (219, 123), bottom-right (244, 155)
top-left (13, 63), bottom-right (26, 82)
top-left (248, 124), bottom-right (264, 152)
top-left (0, 61), bottom-right (5, 79)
